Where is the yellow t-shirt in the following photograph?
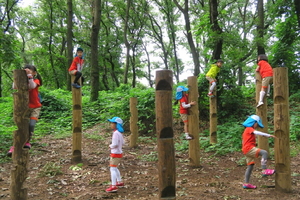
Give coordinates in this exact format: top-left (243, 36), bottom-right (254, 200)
top-left (206, 64), bottom-right (220, 79)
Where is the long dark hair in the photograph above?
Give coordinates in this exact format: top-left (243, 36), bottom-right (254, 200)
top-left (24, 64), bottom-right (43, 86)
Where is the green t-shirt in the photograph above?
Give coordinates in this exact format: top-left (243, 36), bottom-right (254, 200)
top-left (206, 64), bottom-right (220, 79)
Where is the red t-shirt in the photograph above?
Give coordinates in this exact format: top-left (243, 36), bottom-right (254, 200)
top-left (242, 127), bottom-right (256, 154)
top-left (179, 94), bottom-right (188, 114)
top-left (68, 56), bottom-right (84, 72)
top-left (257, 60), bottom-right (273, 78)
top-left (29, 79), bottom-right (42, 108)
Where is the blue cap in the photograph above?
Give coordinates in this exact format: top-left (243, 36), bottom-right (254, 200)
top-left (242, 115), bottom-right (264, 128)
top-left (108, 117), bottom-right (124, 133)
top-left (176, 86), bottom-right (189, 100)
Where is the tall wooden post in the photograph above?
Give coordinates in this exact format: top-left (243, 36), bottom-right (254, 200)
top-left (187, 76), bottom-right (200, 167)
top-left (255, 72), bottom-right (269, 152)
top-left (209, 85), bottom-right (217, 144)
top-left (273, 67), bottom-right (291, 192)
top-left (71, 76), bottom-right (82, 163)
top-left (155, 70), bottom-right (176, 200)
top-left (10, 70), bottom-right (30, 200)
top-left (129, 97), bottom-right (138, 148)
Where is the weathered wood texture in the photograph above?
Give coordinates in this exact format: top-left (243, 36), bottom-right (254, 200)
top-left (209, 83), bottom-right (217, 144)
top-left (129, 97), bottom-right (138, 148)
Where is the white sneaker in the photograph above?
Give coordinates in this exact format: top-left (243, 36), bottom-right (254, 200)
top-left (266, 93), bottom-right (270, 97)
top-left (185, 134), bottom-right (193, 140)
top-left (257, 102), bottom-right (264, 108)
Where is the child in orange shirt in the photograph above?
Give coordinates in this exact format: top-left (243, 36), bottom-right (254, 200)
top-left (242, 115), bottom-right (276, 189)
top-left (69, 48), bottom-right (84, 89)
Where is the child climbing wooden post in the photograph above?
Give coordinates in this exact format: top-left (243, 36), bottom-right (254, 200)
top-left (155, 70), bottom-right (176, 200)
top-left (10, 70), bottom-right (30, 200)
top-left (129, 97), bottom-right (138, 148)
top-left (255, 72), bottom-right (269, 152)
top-left (71, 76), bottom-right (82, 163)
top-left (187, 76), bottom-right (200, 167)
top-left (273, 67), bottom-right (291, 192)
top-left (209, 89), bottom-right (217, 144)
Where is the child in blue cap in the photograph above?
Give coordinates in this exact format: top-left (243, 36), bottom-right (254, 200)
top-left (175, 86), bottom-right (196, 140)
top-left (105, 117), bottom-right (125, 193)
top-left (241, 115), bottom-right (276, 189)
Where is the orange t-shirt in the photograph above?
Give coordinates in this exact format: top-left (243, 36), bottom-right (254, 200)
top-left (179, 94), bottom-right (188, 114)
top-left (242, 127), bottom-right (256, 155)
top-left (257, 60), bottom-right (273, 78)
top-left (29, 79), bottom-right (42, 108)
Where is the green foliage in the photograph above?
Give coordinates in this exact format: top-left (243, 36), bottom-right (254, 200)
top-left (38, 162), bottom-right (63, 177)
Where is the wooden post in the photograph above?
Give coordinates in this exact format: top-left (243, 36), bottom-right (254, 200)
top-left (129, 97), bottom-right (138, 148)
top-left (274, 67), bottom-right (291, 192)
top-left (255, 72), bottom-right (269, 152)
top-left (187, 76), bottom-right (200, 167)
top-left (209, 85), bottom-right (217, 144)
top-left (155, 70), bottom-right (176, 200)
top-left (71, 76), bottom-right (82, 163)
top-left (10, 70), bottom-right (30, 200)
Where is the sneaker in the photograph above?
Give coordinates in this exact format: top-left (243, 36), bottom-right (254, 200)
top-left (262, 169), bottom-right (275, 177)
top-left (72, 83), bottom-right (81, 89)
top-left (266, 93), bottom-right (270, 97)
top-left (105, 185), bottom-right (118, 193)
top-left (24, 142), bottom-right (31, 149)
top-left (256, 101), bottom-right (264, 108)
top-left (185, 134), bottom-right (193, 140)
top-left (243, 183), bottom-right (257, 189)
top-left (7, 146), bottom-right (14, 157)
top-left (116, 182), bottom-right (124, 188)
top-left (207, 93), bottom-right (215, 98)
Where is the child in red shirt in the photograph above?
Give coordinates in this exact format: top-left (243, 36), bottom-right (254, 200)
top-left (256, 54), bottom-right (273, 107)
top-left (242, 115), bottom-right (276, 189)
top-left (7, 65), bottom-right (43, 157)
top-left (69, 47), bottom-right (84, 89)
top-left (175, 86), bottom-right (196, 140)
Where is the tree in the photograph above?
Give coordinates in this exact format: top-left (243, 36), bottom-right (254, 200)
top-left (67, 0), bottom-right (73, 91)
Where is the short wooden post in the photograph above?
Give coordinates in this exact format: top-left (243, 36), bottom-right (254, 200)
top-left (209, 85), bottom-right (217, 144)
top-left (10, 70), bottom-right (30, 200)
top-left (187, 76), bottom-right (200, 167)
top-left (155, 70), bottom-right (176, 200)
top-left (71, 76), bottom-right (82, 163)
top-left (274, 67), bottom-right (291, 192)
top-left (129, 97), bottom-right (138, 148)
top-left (255, 72), bottom-right (269, 152)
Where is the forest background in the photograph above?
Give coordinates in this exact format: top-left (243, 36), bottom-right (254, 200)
top-left (0, 0), bottom-right (300, 161)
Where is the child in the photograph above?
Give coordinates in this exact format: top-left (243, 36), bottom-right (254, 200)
top-left (206, 59), bottom-right (223, 97)
top-left (242, 115), bottom-right (276, 189)
top-left (7, 65), bottom-right (43, 157)
top-left (175, 86), bottom-right (196, 140)
top-left (256, 54), bottom-right (273, 107)
top-left (69, 47), bottom-right (84, 89)
top-left (106, 117), bottom-right (125, 193)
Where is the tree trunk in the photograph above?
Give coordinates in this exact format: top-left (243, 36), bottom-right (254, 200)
top-left (123, 0), bottom-right (131, 84)
top-left (209, 0), bottom-right (223, 60)
top-left (90, 0), bottom-right (101, 101)
top-left (173, 0), bottom-right (200, 76)
top-left (294, 0), bottom-right (300, 28)
top-left (67, 0), bottom-right (73, 91)
top-left (257, 0), bottom-right (265, 55)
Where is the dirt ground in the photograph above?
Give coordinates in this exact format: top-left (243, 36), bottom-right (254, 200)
top-left (1, 123), bottom-right (300, 200)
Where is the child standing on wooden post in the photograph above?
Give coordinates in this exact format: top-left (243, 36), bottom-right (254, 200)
top-left (175, 86), bottom-right (196, 140)
top-left (69, 47), bottom-right (84, 89)
top-left (206, 59), bottom-right (223, 98)
top-left (242, 115), bottom-right (276, 189)
top-left (106, 117), bottom-right (125, 193)
top-left (7, 65), bottom-right (43, 157)
top-left (256, 54), bottom-right (273, 108)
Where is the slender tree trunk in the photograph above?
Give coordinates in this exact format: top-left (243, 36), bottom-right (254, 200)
top-left (123, 0), bottom-right (131, 84)
top-left (257, 0), bottom-right (265, 55)
top-left (294, 0), bottom-right (300, 28)
top-left (67, 0), bottom-right (73, 91)
top-left (90, 0), bottom-right (101, 101)
top-left (173, 0), bottom-right (200, 76)
top-left (209, 0), bottom-right (223, 61)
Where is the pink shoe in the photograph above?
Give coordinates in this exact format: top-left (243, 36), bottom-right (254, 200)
top-left (243, 183), bottom-right (257, 189)
top-left (262, 169), bottom-right (275, 176)
top-left (116, 182), bottom-right (124, 188)
top-left (106, 185), bottom-right (118, 193)
top-left (7, 146), bottom-right (14, 157)
top-left (24, 142), bottom-right (31, 149)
